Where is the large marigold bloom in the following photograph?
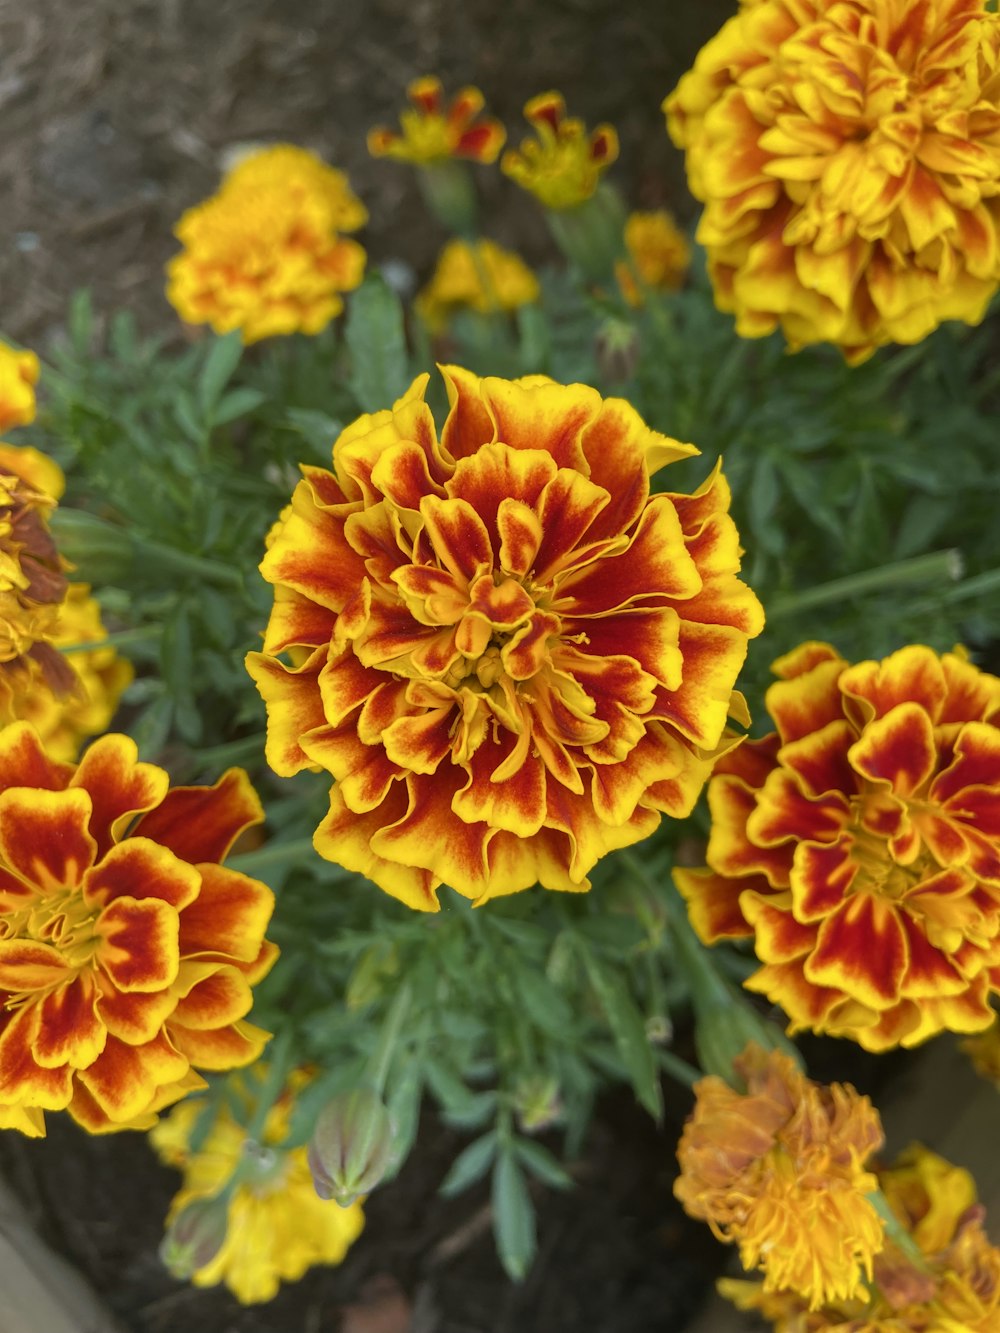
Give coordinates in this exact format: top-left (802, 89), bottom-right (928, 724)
top-left (246, 368), bottom-right (763, 910)
top-left (675, 642), bottom-right (1000, 1052)
top-left (665, 0), bottom-right (1000, 362)
top-left (414, 238), bottom-right (540, 333)
top-left (151, 1069), bottom-right (364, 1305)
top-left (0, 723), bottom-right (277, 1137)
top-left (167, 144), bottom-right (367, 343)
top-left (0, 344), bottom-right (40, 433)
top-left (675, 1044), bottom-right (884, 1308)
top-left (502, 92), bottom-right (619, 210)
top-left (368, 77), bottom-right (505, 165)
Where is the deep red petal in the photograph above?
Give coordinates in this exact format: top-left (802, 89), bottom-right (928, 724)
top-left (131, 768), bottom-right (263, 867)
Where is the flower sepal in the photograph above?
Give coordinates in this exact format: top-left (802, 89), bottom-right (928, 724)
top-left (308, 1085), bottom-right (396, 1207)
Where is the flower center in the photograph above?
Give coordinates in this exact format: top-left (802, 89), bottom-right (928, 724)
top-left (1, 886), bottom-right (100, 974)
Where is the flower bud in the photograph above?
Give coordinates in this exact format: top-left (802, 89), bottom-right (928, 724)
top-left (307, 1086), bottom-right (395, 1207)
top-left (514, 1074), bottom-right (563, 1133)
top-left (595, 317), bottom-right (640, 383)
top-left (159, 1194), bottom-right (229, 1279)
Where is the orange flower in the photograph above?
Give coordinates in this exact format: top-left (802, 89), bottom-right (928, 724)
top-left (674, 642), bottom-right (1000, 1052)
top-left (0, 723), bottom-right (277, 1137)
top-left (247, 369), bottom-right (763, 910)
top-left (675, 1044), bottom-right (884, 1308)
top-left (616, 210), bottom-right (692, 306)
top-left (502, 92), bottom-right (618, 210)
top-left (665, 0), bottom-right (1000, 362)
top-left (368, 77), bottom-right (505, 165)
top-left (167, 144), bottom-right (367, 343)
top-left (0, 344), bottom-right (40, 432)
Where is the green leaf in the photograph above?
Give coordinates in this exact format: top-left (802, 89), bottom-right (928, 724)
top-left (514, 966), bottom-right (574, 1038)
top-left (512, 1138), bottom-right (572, 1190)
top-left (582, 953), bottom-right (662, 1120)
top-left (130, 695), bottom-right (174, 760)
top-left (211, 386), bottom-right (267, 426)
top-left (492, 1150), bottom-right (536, 1281)
top-left (345, 275), bottom-right (410, 412)
top-left (439, 1131), bottom-right (498, 1197)
top-left (198, 331), bottom-right (244, 413)
top-left (382, 1058), bottom-right (423, 1182)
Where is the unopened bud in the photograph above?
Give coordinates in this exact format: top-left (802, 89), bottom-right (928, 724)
top-left (159, 1194), bottom-right (229, 1279)
top-left (595, 318), bottom-right (640, 384)
top-left (514, 1074), bottom-right (563, 1134)
top-left (307, 1086), bottom-right (395, 1207)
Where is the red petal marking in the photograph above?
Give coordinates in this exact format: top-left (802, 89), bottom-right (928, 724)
top-left (408, 626), bottom-right (464, 677)
top-left (371, 769), bottom-right (493, 899)
top-left (315, 648), bottom-right (380, 727)
top-left (497, 498), bottom-right (543, 577)
top-left (651, 620), bottom-right (749, 750)
top-left (963, 826), bottom-right (1000, 883)
top-left (588, 722), bottom-right (680, 822)
top-left (0, 939), bottom-right (69, 991)
top-left (299, 464), bottom-right (351, 509)
top-left (177, 863), bottom-right (274, 963)
top-left (556, 495), bottom-right (701, 614)
top-left (748, 769), bottom-right (849, 847)
top-left (777, 719), bottom-right (859, 798)
top-left (165, 1016), bottom-right (267, 1071)
top-left (580, 399), bottom-right (684, 539)
top-left (0, 1004), bottom-right (73, 1108)
top-left (440, 365), bottom-right (497, 461)
top-left (0, 722), bottom-right (73, 795)
top-left (0, 864), bottom-right (34, 912)
top-left (130, 769), bottom-right (263, 868)
top-left (771, 641), bottom-right (844, 681)
top-left (96, 983), bottom-right (176, 1045)
top-left (0, 787), bottom-right (97, 890)
top-left (70, 734), bottom-right (170, 858)
top-left (673, 866), bottom-right (754, 941)
top-left (665, 462), bottom-right (729, 540)
top-left (468, 573), bottom-right (534, 628)
top-left (526, 92), bottom-right (565, 133)
top-left (848, 703), bottom-right (938, 797)
top-left (765, 658), bottom-right (847, 745)
top-left (940, 651), bottom-right (1000, 724)
top-left (355, 678), bottom-right (413, 744)
top-left (300, 725), bottom-right (402, 810)
top-left (531, 467), bottom-right (610, 580)
top-left (382, 709), bottom-right (454, 775)
top-left (714, 732), bottom-right (782, 787)
top-left (530, 665), bottom-right (607, 748)
top-left (370, 439), bottom-right (447, 511)
top-left (948, 788), bottom-right (1000, 838)
top-left (739, 889), bottom-right (814, 962)
top-left (895, 908), bottom-right (967, 999)
top-left (589, 127), bottom-right (617, 163)
top-left (260, 478), bottom-right (367, 612)
top-left (447, 442), bottom-right (556, 551)
top-left (931, 722), bottom-right (1000, 804)
top-left (524, 707), bottom-right (584, 793)
top-left (706, 774), bottom-right (794, 886)
top-left (408, 76), bottom-right (443, 115)
top-left (77, 1032), bottom-right (189, 1121)
top-left (455, 613), bottom-right (492, 658)
top-left (806, 893), bottom-right (907, 1009)
top-left (82, 839), bottom-right (195, 917)
top-left (245, 648), bottom-right (327, 777)
top-left (744, 958), bottom-right (845, 1032)
top-left (858, 789), bottom-right (907, 841)
top-left (840, 646), bottom-right (948, 725)
top-left (503, 611), bottom-right (561, 680)
top-left (485, 827), bottom-right (584, 897)
top-left (789, 836), bottom-right (857, 921)
top-left (564, 605), bottom-right (682, 690)
top-left (420, 495), bottom-right (492, 583)
top-left (95, 896), bottom-right (180, 993)
top-left (169, 963), bottom-right (252, 1030)
top-left (914, 807), bottom-right (970, 868)
top-left (262, 588), bottom-right (337, 654)
top-left (544, 778), bottom-right (660, 882)
top-left (315, 784), bottom-right (440, 911)
top-left (447, 86), bottom-right (485, 127)
top-left (456, 121), bottom-right (505, 161)
top-left (344, 503), bottom-right (412, 592)
top-left (482, 377), bottom-right (599, 474)
top-left (454, 733), bottom-right (547, 836)
top-left (32, 973), bottom-right (105, 1070)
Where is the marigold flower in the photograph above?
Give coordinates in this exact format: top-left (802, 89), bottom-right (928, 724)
top-left (665, 0), bottom-right (1000, 362)
top-left (0, 723), bottom-right (277, 1137)
top-left (151, 1068), bottom-right (365, 1304)
top-left (675, 1044), bottom-right (884, 1308)
top-left (247, 368), bottom-right (763, 910)
top-left (0, 344), bottom-right (40, 433)
top-left (675, 642), bottom-right (1000, 1052)
top-left (368, 77), bottom-right (505, 165)
top-left (414, 238), bottom-right (540, 332)
top-left (502, 92), bottom-right (619, 210)
top-left (615, 210), bottom-right (692, 306)
top-left (167, 144), bottom-right (367, 343)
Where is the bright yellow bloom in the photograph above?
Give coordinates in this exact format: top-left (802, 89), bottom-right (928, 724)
top-left (247, 369), bottom-right (762, 910)
top-left (0, 345), bottom-right (40, 433)
top-left (368, 77), bottom-right (505, 165)
top-left (167, 144), bottom-right (367, 343)
top-left (414, 238), bottom-right (540, 332)
top-left (675, 1044), bottom-right (885, 1309)
top-left (665, 0), bottom-right (1000, 362)
top-left (502, 92), bottom-right (618, 210)
top-left (152, 1069), bottom-right (365, 1304)
top-left (616, 210), bottom-right (692, 306)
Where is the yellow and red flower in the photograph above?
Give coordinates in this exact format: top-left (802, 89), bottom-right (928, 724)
top-left (414, 238), bottom-right (540, 333)
top-left (502, 92), bottom-right (619, 210)
top-left (675, 1044), bottom-right (884, 1308)
top-left (0, 344), bottom-right (40, 433)
top-left (167, 144), bottom-right (367, 343)
top-left (665, 0), bottom-right (1000, 362)
top-left (675, 642), bottom-right (1000, 1052)
top-left (616, 210), bottom-right (692, 306)
top-left (368, 77), bottom-right (505, 165)
top-left (247, 368), bottom-right (763, 910)
top-left (0, 723), bottom-right (276, 1136)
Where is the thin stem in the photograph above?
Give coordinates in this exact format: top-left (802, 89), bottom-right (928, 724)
top-left (367, 982), bottom-right (413, 1098)
top-left (56, 624), bottom-right (162, 655)
top-left (867, 1189), bottom-right (931, 1271)
top-left (768, 549), bottom-right (962, 619)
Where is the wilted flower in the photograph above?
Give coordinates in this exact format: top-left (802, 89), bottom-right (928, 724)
top-left (502, 92), bottom-right (618, 210)
top-left (0, 344), bottom-right (40, 432)
top-left (152, 1068), bottom-right (365, 1304)
top-left (368, 77), bottom-right (505, 165)
top-left (674, 642), bottom-right (1000, 1052)
top-left (676, 1045), bottom-right (884, 1308)
top-left (247, 368), bottom-right (763, 909)
top-left (415, 238), bottom-right (540, 332)
top-left (616, 210), bottom-right (692, 306)
top-left (0, 723), bottom-right (276, 1137)
top-left (167, 144), bottom-right (367, 343)
top-left (665, 0), bottom-right (1000, 362)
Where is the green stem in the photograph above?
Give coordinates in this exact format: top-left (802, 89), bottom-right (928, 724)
top-left (867, 1189), bottom-right (931, 1271)
top-left (930, 565), bottom-right (1000, 605)
top-left (767, 549), bottom-right (962, 619)
top-left (367, 982), bottom-right (413, 1097)
top-left (57, 624), bottom-right (162, 655)
top-left (228, 836), bottom-right (316, 875)
top-left (136, 536), bottom-right (244, 590)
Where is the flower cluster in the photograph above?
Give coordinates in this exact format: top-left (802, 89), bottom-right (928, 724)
top-left (674, 1044), bottom-right (884, 1308)
top-left (0, 344), bottom-right (40, 433)
top-left (502, 92), bottom-right (618, 209)
top-left (665, 0), bottom-right (1000, 362)
top-left (247, 368), bottom-right (763, 909)
top-left (415, 238), bottom-right (540, 332)
top-left (616, 210), bottom-right (692, 306)
top-left (675, 642), bottom-right (1000, 1052)
top-left (152, 1068), bottom-right (365, 1305)
top-left (167, 144), bottom-right (367, 343)
top-left (368, 77), bottom-right (505, 165)
top-left (0, 723), bottom-right (276, 1136)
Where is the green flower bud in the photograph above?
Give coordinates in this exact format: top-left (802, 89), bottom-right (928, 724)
top-left (307, 1086), bottom-right (395, 1207)
top-left (159, 1194), bottom-right (229, 1279)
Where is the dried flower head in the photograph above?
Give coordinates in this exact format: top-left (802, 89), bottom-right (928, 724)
top-left (247, 368), bottom-right (763, 909)
top-left (368, 77), bottom-right (505, 165)
top-left (0, 344), bottom-right (40, 433)
top-left (502, 92), bottom-right (619, 210)
top-left (415, 238), bottom-right (540, 332)
top-left (616, 210), bottom-right (692, 306)
top-left (675, 642), bottom-right (1000, 1051)
top-left (665, 0), bottom-right (1000, 362)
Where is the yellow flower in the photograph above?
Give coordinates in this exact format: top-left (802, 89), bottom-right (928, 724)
top-left (151, 1070), bottom-right (365, 1305)
top-left (674, 1044), bottom-right (885, 1309)
top-left (616, 210), bottom-right (692, 306)
top-left (502, 92), bottom-right (618, 210)
top-left (0, 344), bottom-right (40, 433)
top-left (963, 1018), bottom-right (1000, 1088)
top-left (167, 144), bottom-right (367, 343)
top-left (368, 77), bottom-right (505, 165)
top-left (665, 0), bottom-right (1000, 362)
top-left (414, 238), bottom-right (540, 332)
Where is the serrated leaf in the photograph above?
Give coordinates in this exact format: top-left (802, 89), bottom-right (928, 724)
top-left (512, 1138), bottom-right (572, 1190)
top-left (439, 1131), bottom-right (498, 1197)
top-left (492, 1151), bottom-right (536, 1281)
top-left (582, 954), bottom-right (662, 1120)
top-left (198, 331), bottom-right (244, 413)
top-left (345, 275), bottom-right (409, 412)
